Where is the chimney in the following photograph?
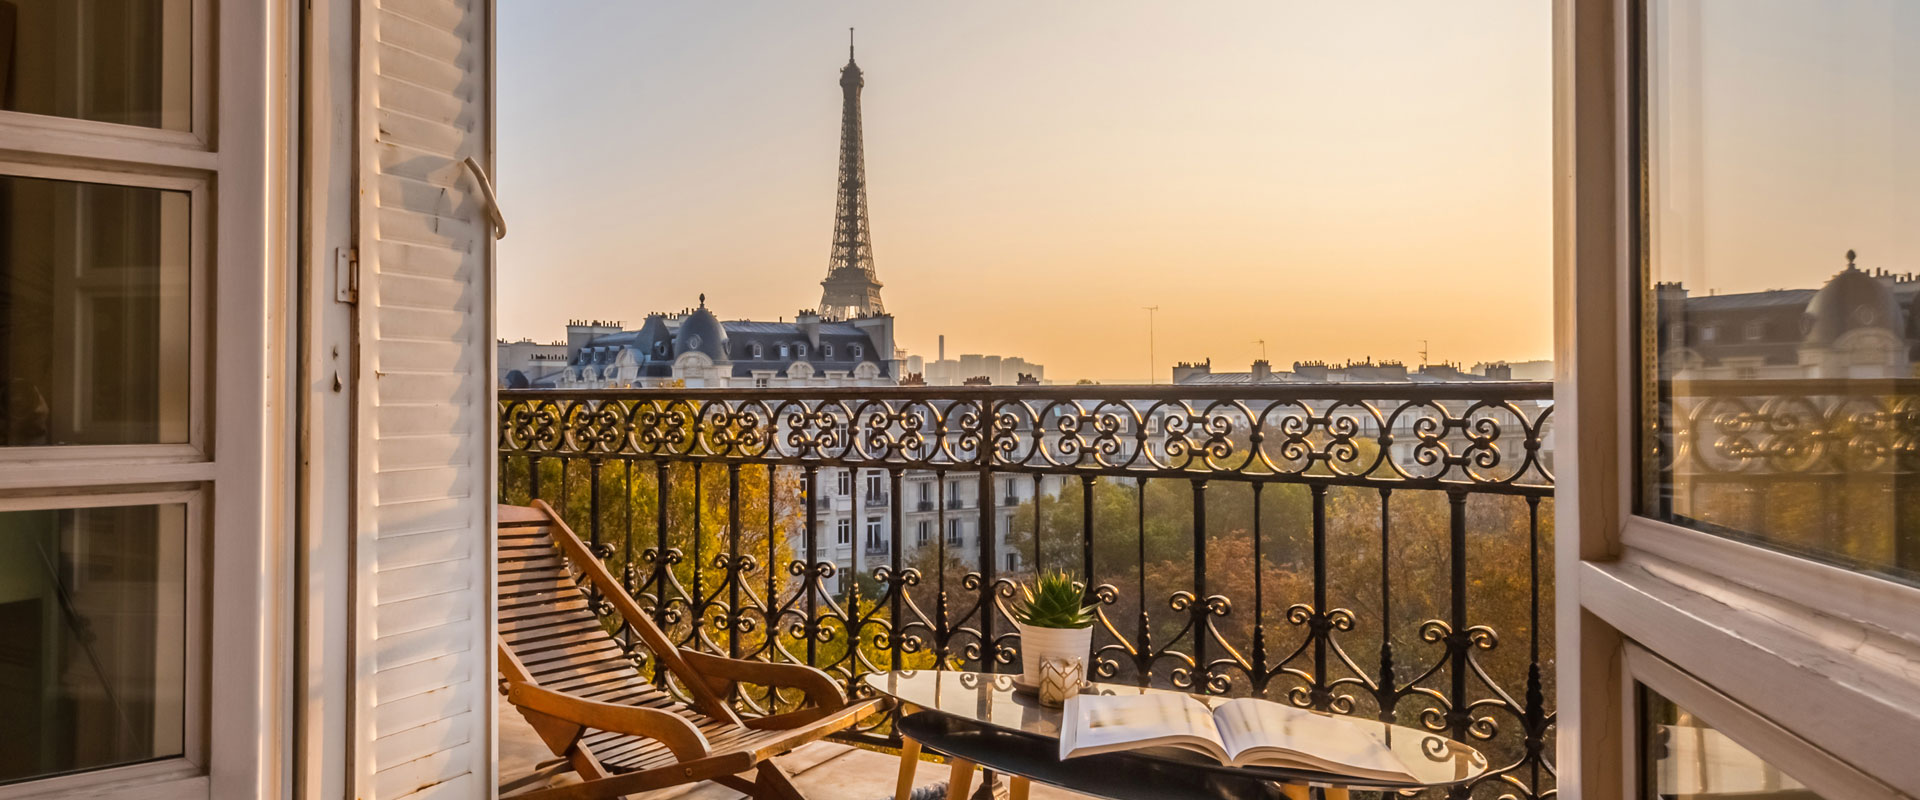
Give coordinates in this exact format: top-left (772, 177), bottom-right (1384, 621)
top-left (1251, 359), bottom-right (1272, 382)
top-left (938, 335), bottom-right (945, 361)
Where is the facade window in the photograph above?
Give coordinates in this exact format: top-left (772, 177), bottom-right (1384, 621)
top-left (865, 472), bottom-right (883, 497)
top-left (1743, 320), bottom-right (1766, 341)
top-left (837, 470), bottom-right (851, 496)
top-left (1696, 325), bottom-right (1717, 343)
top-left (948, 481), bottom-right (962, 505)
top-left (851, 343), bottom-right (863, 358)
top-left (866, 517), bottom-right (883, 549)
top-left (1005, 515), bottom-right (1015, 542)
top-left (917, 520), bottom-right (932, 545)
top-left (750, 342), bottom-right (763, 358)
top-left (754, 377), bottom-right (769, 388)
top-left (796, 343), bottom-right (807, 357)
top-left (1007, 552), bottom-right (1018, 572)
top-left (836, 517), bottom-right (851, 545)
top-left (823, 343), bottom-right (833, 357)
top-left (778, 343), bottom-right (790, 359)
top-left (1005, 477), bottom-right (1017, 498)
top-left (946, 518), bottom-right (963, 545)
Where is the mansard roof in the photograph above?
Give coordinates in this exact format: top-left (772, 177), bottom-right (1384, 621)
top-left (569, 311), bottom-right (890, 380)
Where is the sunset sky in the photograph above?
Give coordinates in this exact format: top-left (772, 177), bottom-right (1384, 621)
top-left (497, 2), bottom-right (1554, 382)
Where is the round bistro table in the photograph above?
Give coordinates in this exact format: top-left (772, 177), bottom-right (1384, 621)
top-left (864, 670), bottom-right (1488, 800)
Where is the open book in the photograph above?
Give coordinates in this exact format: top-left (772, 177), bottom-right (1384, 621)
top-left (1058, 693), bottom-right (1416, 784)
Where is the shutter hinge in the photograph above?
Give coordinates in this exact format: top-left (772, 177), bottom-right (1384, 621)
top-left (335, 246), bottom-right (359, 304)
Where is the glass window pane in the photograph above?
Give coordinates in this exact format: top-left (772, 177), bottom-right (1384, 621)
top-left (1642, 687), bottom-right (1824, 799)
top-left (0, 503), bottom-right (187, 784)
top-left (0, 0), bottom-right (192, 130)
top-left (1, 176), bottom-right (191, 446)
top-left (1640, 1), bottom-right (1920, 583)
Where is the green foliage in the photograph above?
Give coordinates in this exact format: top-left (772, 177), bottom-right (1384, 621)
top-left (1012, 569), bottom-right (1096, 629)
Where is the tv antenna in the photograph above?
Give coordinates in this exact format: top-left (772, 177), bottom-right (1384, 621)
top-left (1252, 339), bottom-right (1267, 360)
top-left (1419, 339), bottom-right (1430, 366)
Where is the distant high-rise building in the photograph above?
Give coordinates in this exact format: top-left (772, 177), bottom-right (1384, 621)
top-left (818, 30), bottom-right (886, 321)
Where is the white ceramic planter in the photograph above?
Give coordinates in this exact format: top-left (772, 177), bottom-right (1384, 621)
top-left (1016, 622), bottom-right (1093, 687)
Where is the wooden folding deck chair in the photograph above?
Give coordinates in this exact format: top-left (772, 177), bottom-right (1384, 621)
top-left (497, 501), bottom-right (888, 799)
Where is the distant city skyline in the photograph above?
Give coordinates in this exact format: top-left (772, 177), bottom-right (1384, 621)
top-left (497, 2), bottom-right (1555, 382)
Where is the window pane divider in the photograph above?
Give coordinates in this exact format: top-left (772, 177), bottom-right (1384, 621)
top-left (1620, 515), bottom-right (1920, 642)
top-left (0, 759), bottom-right (208, 800)
top-left (0, 111), bottom-right (217, 174)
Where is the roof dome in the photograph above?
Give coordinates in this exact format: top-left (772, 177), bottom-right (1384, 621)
top-left (503, 369), bottom-right (530, 389)
top-left (1803, 251), bottom-right (1903, 346)
top-left (673, 295), bottom-right (730, 361)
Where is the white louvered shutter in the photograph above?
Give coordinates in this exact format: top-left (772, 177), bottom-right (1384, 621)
top-left (352, 0), bottom-right (497, 797)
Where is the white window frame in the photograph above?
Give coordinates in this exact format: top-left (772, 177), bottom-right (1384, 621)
top-left (917, 519), bottom-right (931, 545)
top-left (1555, 1), bottom-right (1920, 796)
top-left (0, 164), bottom-right (210, 485)
top-left (0, 488), bottom-right (211, 799)
top-left (836, 517), bottom-right (852, 545)
top-left (0, 1), bottom-right (285, 797)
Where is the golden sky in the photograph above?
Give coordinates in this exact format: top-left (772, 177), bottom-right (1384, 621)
top-left (497, 2), bottom-right (1553, 382)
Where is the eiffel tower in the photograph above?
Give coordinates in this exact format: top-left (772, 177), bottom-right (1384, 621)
top-left (818, 29), bottom-right (886, 321)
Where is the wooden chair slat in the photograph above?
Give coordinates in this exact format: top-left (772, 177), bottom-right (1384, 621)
top-left (495, 501), bottom-right (884, 798)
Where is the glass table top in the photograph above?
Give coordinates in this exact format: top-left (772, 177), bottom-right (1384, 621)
top-left (863, 670), bottom-right (1489, 790)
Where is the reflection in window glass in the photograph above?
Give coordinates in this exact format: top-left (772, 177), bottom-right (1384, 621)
top-left (1643, 687), bottom-right (1822, 799)
top-left (0, 176), bottom-right (190, 446)
top-left (1641, 1), bottom-right (1920, 583)
top-left (0, 0), bottom-right (192, 129)
top-left (0, 504), bottom-right (187, 784)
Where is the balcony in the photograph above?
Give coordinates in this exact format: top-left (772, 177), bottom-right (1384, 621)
top-left (917, 499), bottom-right (935, 512)
top-left (496, 383), bottom-right (1556, 798)
top-left (865, 491), bottom-right (891, 507)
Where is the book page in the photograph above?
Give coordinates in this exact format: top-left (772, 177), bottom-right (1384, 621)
top-left (1213, 698), bottom-right (1413, 780)
top-left (1059, 693), bottom-right (1226, 761)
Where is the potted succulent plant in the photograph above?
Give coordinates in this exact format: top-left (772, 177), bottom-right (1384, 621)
top-left (1011, 570), bottom-right (1097, 688)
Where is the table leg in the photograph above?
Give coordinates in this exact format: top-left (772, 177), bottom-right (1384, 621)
top-left (1280, 784), bottom-right (1311, 800)
top-left (1009, 776), bottom-right (1030, 800)
top-left (944, 756), bottom-right (977, 800)
top-left (894, 738), bottom-right (922, 800)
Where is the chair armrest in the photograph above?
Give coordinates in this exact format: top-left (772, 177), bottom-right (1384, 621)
top-left (677, 650), bottom-right (847, 711)
top-left (506, 681), bottom-right (711, 761)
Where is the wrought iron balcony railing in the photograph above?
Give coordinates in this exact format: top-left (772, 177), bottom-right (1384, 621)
top-left (498, 384), bottom-right (1556, 799)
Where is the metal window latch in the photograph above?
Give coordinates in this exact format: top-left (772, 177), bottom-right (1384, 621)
top-left (462, 156), bottom-right (507, 240)
top-left (335, 246), bottom-right (358, 304)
